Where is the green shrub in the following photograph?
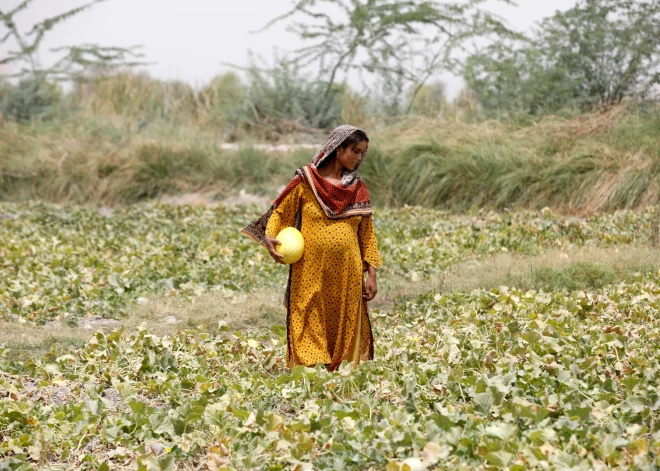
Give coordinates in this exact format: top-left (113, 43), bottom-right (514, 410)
top-left (245, 56), bottom-right (344, 129)
top-left (0, 77), bottom-right (61, 122)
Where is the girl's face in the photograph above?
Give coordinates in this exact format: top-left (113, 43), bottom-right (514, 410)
top-left (337, 140), bottom-right (368, 172)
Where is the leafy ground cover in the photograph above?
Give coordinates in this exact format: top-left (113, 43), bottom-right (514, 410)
top-left (1, 273), bottom-right (659, 469)
top-left (0, 203), bottom-right (655, 325)
top-left (1, 204), bottom-right (660, 469)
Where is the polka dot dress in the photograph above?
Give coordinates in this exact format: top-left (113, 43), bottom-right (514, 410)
top-left (266, 180), bottom-right (383, 371)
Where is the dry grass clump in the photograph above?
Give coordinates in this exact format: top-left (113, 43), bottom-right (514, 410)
top-left (129, 289), bottom-right (285, 335)
top-left (2, 103), bottom-right (660, 212)
top-left (0, 288), bottom-right (285, 357)
top-left (0, 133), bottom-right (226, 203)
top-left (445, 245), bottom-right (660, 292)
top-left (360, 104), bottom-right (660, 213)
top-left (0, 116), bottom-right (311, 204)
top-left (0, 321), bottom-right (91, 358)
top-left (370, 244), bottom-right (660, 301)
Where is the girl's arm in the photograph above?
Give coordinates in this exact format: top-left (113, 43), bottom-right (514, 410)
top-left (363, 263), bottom-right (378, 302)
top-left (358, 217), bottom-right (382, 301)
top-left (265, 185), bottom-right (302, 264)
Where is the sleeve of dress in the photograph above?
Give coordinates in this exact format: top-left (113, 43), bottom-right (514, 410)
top-left (358, 216), bottom-right (383, 269)
top-left (265, 184), bottom-right (301, 238)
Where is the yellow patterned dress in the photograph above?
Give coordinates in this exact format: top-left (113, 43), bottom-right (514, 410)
top-left (265, 180), bottom-right (383, 370)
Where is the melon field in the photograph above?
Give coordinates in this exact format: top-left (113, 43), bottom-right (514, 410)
top-left (1, 203), bottom-right (660, 470)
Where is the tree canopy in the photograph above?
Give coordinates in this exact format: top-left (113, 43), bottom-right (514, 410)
top-left (262, 0), bottom-right (517, 114)
top-left (465, 0), bottom-right (660, 115)
top-left (0, 0), bottom-right (143, 81)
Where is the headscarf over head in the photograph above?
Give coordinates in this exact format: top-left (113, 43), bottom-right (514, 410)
top-left (241, 125), bottom-right (372, 246)
top-left (311, 124), bottom-right (369, 186)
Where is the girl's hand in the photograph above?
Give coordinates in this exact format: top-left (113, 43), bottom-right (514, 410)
top-left (363, 270), bottom-right (378, 302)
top-left (264, 235), bottom-right (286, 264)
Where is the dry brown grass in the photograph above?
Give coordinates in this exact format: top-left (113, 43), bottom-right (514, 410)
top-left (128, 288), bottom-right (285, 335)
top-left (3, 103), bottom-right (660, 212)
top-left (0, 321), bottom-right (92, 358)
top-left (358, 104), bottom-right (660, 214)
top-left (526, 105), bottom-right (629, 139)
top-left (375, 105), bottom-right (628, 148)
top-left (0, 288), bottom-right (285, 357)
top-left (444, 245), bottom-right (660, 291)
top-left (360, 244), bottom-right (660, 301)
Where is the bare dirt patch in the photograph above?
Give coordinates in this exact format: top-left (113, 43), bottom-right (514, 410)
top-left (0, 288), bottom-right (285, 358)
top-left (157, 189), bottom-right (273, 208)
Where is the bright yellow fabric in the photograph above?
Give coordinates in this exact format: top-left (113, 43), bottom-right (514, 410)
top-left (265, 181), bottom-right (383, 370)
top-left (345, 301), bottom-right (363, 369)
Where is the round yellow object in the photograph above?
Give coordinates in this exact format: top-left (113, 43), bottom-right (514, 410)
top-left (275, 227), bottom-right (305, 264)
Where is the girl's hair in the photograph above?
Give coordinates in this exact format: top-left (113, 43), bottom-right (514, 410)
top-left (318, 129), bottom-right (369, 168)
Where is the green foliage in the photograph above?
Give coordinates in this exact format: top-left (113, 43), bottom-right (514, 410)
top-left (0, 203), bottom-right (660, 468)
top-left (245, 55), bottom-right (345, 130)
top-left (465, 0), bottom-right (660, 115)
top-left (0, 203), bottom-right (655, 325)
top-left (464, 41), bottom-right (555, 116)
top-left (0, 0), bottom-right (144, 83)
top-left (1, 237), bottom-right (660, 468)
top-left (264, 0), bottom-right (516, 113)
top-left (0, 76), bottom-right (61, 122)
top-left (359, 106), bottom-right (660, 212)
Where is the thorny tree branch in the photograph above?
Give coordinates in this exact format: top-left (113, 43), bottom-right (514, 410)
top-left (259, 0), bottom-right (519, 110)
top-left (0, 0), bottom-right (144, 82)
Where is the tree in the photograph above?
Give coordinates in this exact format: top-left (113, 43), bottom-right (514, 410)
top-left (465, 0), bottom-right (660, 115)
top-left (244, 53), bottom-right (346, 131)
top-left (0, 0), bottom-right (145, 121)
top-left (409, 80), bottom-right (447, 117)
top-left (261, 0), bottom-right (517, 115)
top-left (0, 0), bottom-right (144, 82)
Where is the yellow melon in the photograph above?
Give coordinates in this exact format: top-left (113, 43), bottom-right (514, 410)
top-left (275, 227), bottom-right (305, 264)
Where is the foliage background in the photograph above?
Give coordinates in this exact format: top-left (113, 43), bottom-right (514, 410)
top-left (2, 1), bottom-right (660, 469)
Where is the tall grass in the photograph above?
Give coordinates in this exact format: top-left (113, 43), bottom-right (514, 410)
top-left (2, 98), bottom-right (660, 212)
top-left (360, 105), bottom-right (660, 213)
top-left (445, 245), bottom-right (660, 292)
top-left (71, 70), bottom-right (346, 141)
top-left (0, 114), bottom-right (309, 204)
top-left (74, 72), bottom-right (246, 133)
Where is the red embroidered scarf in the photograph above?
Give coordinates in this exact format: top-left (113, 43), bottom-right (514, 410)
top-left (241, 125), bottom-right (372, 245)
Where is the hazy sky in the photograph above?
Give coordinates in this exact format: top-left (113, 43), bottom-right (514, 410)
top-left (4, 0), bottom-right (578, 98)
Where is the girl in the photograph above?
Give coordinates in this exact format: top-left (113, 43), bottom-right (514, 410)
top-left (242, 125), bottom-right (382, 371)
